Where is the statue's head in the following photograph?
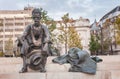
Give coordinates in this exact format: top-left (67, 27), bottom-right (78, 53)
top-left (32, 8), bottom-right (41, 26)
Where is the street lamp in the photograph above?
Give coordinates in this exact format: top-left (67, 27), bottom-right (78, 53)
top-left (98, 25), bottom-right (104, 55)
top-left (109, 31), bottom-right (113, 55)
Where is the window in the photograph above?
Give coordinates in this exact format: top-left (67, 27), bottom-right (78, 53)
top-left (15, 23), bottom-right (23, 26)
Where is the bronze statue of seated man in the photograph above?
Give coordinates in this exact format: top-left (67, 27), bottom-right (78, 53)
top-left (18, 8), bottom-right (50, 73)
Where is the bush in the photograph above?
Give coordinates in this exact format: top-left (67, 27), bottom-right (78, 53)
top-left (0, 52), bottom-right (4, 57)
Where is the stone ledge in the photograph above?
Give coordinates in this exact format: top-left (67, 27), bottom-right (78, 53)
top-left (0, 71), bottom-right (112, 79)
top-left (0, 55), bottom-right (120, 64)
top-left (0, 56), bottom-right (120, 79)
top-left (0, 63), bottom-right (120, 73)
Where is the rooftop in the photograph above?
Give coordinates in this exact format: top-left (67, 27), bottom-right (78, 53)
top-left (0, 7), bottom-right (33, 14)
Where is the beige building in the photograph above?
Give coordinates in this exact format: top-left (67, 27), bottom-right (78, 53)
top-left (0, 7), bottom-right (33, 55)
top-left (98, 6), bottom-right (120, 54)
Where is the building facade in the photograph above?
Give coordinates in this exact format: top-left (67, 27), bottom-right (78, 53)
top-left (0, 7), bottom-right (33, 55)
top-left (98, 6), bottom-right (120, 54)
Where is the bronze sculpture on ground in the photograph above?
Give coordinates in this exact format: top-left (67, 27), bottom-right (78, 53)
top-left (52, 47), bottom-right (102, 74)
top-left (17, 8), bottom-right (50, 73)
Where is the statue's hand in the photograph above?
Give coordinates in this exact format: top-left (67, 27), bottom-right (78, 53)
top-left (43, 39), bottom-right (50, 44)
top-left (20, 36), bottom-right (25, 41)
top-left (20, 53), bottom-right (24, 58)
top-left (33, 40), bottom-right (41, 46)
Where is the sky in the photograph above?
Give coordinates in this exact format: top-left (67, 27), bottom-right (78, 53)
top-left (0, 0), bottom-right (120, 24)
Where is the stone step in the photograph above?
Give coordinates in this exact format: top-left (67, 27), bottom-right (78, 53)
top-left (1, 71), bottom-right (120, 79)
top-left (0, 71), bottom-right (112, 79)
top-left (98, 55), bottom-right (120, 63)
top-left (0, 57), bottom-right (22, 65)
top-left (0, 56), bottom-right (120, 73)
top-left (0, 62), bottom-right (120, 73)
top-left (0, 56), bottom-right (120, 79)
top-left (0, 55), bottom-right (120, 64)
top-left (0, 73), bottom-right (45, 79)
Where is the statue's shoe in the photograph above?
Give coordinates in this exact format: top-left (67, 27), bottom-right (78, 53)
top-left (19, 68), bottom-right (28, 73)
top-left (40, 69), bottom-right (46, 73)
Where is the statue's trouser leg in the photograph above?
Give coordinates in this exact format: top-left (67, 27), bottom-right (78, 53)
top-left (43, 56), bottom-right (47, 69)
top-left (40, 57), bottom-right (47, 72)
top-left (19, 41), bottom-right (29, 73)
top-left (19, 56), bottom-right (28, 73)
top-left (23, 56), bottom-right (28, 70)
top-left (40, 51), bottom-right (48, 72)
top-left (39, 43), bottom-right (48, 72)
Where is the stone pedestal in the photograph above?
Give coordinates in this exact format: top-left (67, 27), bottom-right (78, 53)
top-left (0, 55), bottom-right (120, 79)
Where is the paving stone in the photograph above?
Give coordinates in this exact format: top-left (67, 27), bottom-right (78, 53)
top-left (0, 73), bottom-right (46, 79)
top-left (111, 71), bottom-right (120, 79)
top-left (46, 71), bottom-right (110, 79)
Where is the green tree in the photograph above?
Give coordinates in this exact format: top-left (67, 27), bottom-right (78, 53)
top-left (89, 35), bottom-right (100, 55)
top-left (5, 38), bottom-right (13, 56)
top-left (68, 26), bottom-right (82, 49)
top-left (58, 13), bottom-right (82, 52)
top-left (40, 8), bottom-right (56, 33)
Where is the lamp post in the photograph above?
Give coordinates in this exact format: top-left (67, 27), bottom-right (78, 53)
top-left (111, 17), bottom-right (117, 48)
top-left (109, 28), bottom-right (113, 55)
top-left (99, 25), bottom-right (104, 55)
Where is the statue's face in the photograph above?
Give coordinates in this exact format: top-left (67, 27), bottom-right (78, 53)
top-left (32, 12), bottom-right (41, 26)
